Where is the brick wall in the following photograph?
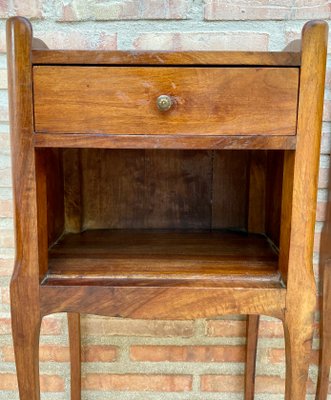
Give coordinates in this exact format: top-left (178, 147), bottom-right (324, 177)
top-left (0, 1), bottom-right (330, 399)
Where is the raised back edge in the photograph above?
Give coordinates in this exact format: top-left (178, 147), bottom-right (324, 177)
top-left (31, 50), bottom-right (301, 66)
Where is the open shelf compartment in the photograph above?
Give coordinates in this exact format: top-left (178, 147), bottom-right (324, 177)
top-left (43, 229), bottom-right (281, 287)
top-left (37, 148), bottom-right (287, 289)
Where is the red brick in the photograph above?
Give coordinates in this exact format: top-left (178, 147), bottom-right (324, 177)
top-left (92, 0), bottom-right (140, 20)
top-left (267, 348), bottom-right (319, 365)
top-left (82, 317), bottom-right (194, 337)
top-left (257, 320), bottom-right (284, 338)
top-left (0, 69), bottom-right (7, 89)
top-left (82, 345), bottom-right (117, 362)
top-left (207, 319), bottom-right (284, 338)
top-left (0, 317), bottom-right (11, 334)
top-left (323, 100), bottom-right (331, 122)
top-left (40, 317), bottom-right (63, 335)
top-left (58, 0), bottom-right (191, 21)
top-left (130, 345), bottom-right (245, 362)
top-left (206, 319), bottom-right (246, 337)
top-left (0, 259), bottom-right (14, 276)
top-left (2, 345), bottom-right (69, 362)
top-left (0, 230), bottom-right (14, 248)
top-left (255, 375), bottom-right (315, 394)
top-left (0, 199), bottom-right (13, 218)
top-left (315, 232), bottom-right (321, 252)
top-left (0, 317), bottom-right (63, 335)
top-left (0, 0), bottom-right (42, 19)
top-left (142, 0), bottom-right (191, 19)
top-left (0, 373), bottom-right (64, 392)
top-left (316, 201), bottom-right (327, 221)
top-left (201, 374), bottom-right (315, 394)
top-left (0, 373), bottom-right (17, 390)
top-left (201, 374), bottom-right (244, 392)
top-left (0, 0), bottom-right (7, 18)
top-left (169, 0), bottom-right (192, 19)
top-left (2, 344), bottom-right (117, 362)
top-left (1, 286), bottom-right (9, 304)
top-left (60, 4), bottom-right (77, 21)
top-left (204, 0), bottom-right (330, 21)
top-left (326, 69), bottom-right (331, 91)
top-left (0, 103), bottom-right (9, 122)
top-left (142, 0), bottom-right (169, 18)
top-left (0, 31), bottom-right (5, 53)
top-left (35, 31), bottom-right (117, 51)
top-left (0, 169), bottom-right (12, 187)
top-left (319, 168), bottom-right (329, 189)
top-left (82, 374), bottom-right (192, 391)
top-left (0, 131), bottom-right (10, 149)
top-left (13, 0), bottom-right (42, 19)
top-left (40, 375), bottom-right (65, 392)
top-left (96, 33), bottom-right (119, 51)
top-left (0, 198), bottom-right (13, 219)
top-left (321, 130), bottom-right (331, 154)
top-left (133, 32), bottom-right (269, 51)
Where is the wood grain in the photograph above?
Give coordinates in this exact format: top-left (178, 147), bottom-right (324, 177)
top-left (245, 315), bottom-right (260, 400)
top-left (212, 151), bottom-right (249, 229)
top-left (68, 313), bottom-right (81, 400)
top-left (7, 16), bottom-right (42, 400)
top-left (248, 151), bottom-right (267, 233)
top-left (34, 133), bottom-right (297, 150)
top-left (63, 149), bottom-right (82, 233)
top-left (6, 16), bottom-right (327, 400)
top-left (44, 230), bottom-right (281, 287)
top-left (33, 67), bottom-right (299, 136)
top-left (31, 50), bottom-right (301, 66)
top-left (282, 20), bottom-right (328, 400)
top-left (80, 150), bottom-right (212, 230)
top-left (40, 285), bottom-right (286, 320)
top-left (265, 151), bottom-right (284, 247)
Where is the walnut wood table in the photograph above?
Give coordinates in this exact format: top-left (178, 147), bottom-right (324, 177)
top-left (6, 16), bottom-right (327, 400)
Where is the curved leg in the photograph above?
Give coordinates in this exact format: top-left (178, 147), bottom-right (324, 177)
top-left (316, 262), bottom-right (331, 400)
top-left (68, 313), bottom-right (81, 400)
top-left (11, 281), bottom-right (41, 400)
top-left (244, 315), bottom-right (260, 400)
top-left (283, 308), bottom-right (315, 400)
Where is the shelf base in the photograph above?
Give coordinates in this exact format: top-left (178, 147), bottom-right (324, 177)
top-left (43, 230), bottom-right (282, 288)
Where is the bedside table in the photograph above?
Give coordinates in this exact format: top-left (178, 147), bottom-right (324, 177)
top-left (6, 16), bottom-right (327, 400)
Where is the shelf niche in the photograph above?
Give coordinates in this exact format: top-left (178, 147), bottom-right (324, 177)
top-left (38, 148), bottom-right (286, 289)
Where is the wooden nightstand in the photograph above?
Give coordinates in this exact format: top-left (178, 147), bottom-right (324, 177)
top-left (6, 16), bottom-right (327, 400)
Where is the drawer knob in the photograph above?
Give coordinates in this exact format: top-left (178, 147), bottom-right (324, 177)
top-left (157, 95), bottom-right (173, 112)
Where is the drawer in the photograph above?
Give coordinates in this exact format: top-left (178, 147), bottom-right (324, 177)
top-left (33, 66), bottom-right (299, 136)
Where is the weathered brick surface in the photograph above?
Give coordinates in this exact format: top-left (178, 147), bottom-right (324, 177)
top-left (0, 69), bottom-right (7, 89)
top-left (207, 318), bottom-right (285, 338)
top-left (0, 0), bottom-right (42, 19)
top-left (0, 373), bottom-right (64, 392)
top-left (57, 0), bottom-right (192, 21)
top-left (201, 374), bottom-right (315, 394)
top-left (82, 316), bottom-right (194, 337)
top-left (1, 2), bottom-right (331, 400)
top-left (204, 0), bottom-right (330, 21)
top-left (0, 258), bottom-right (14, 276)
top-left (82, 373), bottom-right (193, 391)
top-left (130, 345), bottom-right (245, 362)
top-left (133, 31), bottom-right (269, 50)
top-left (2, 344), bottom-right (117, 362)
top-left (267, 348), bottom-right (319, 365)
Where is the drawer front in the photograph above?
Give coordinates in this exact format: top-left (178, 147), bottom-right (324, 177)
top-left (33, 66), bottom-right (299, 136)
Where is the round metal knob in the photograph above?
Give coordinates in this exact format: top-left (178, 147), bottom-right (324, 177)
top-left (156, 95), bottom-right (173, 112)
